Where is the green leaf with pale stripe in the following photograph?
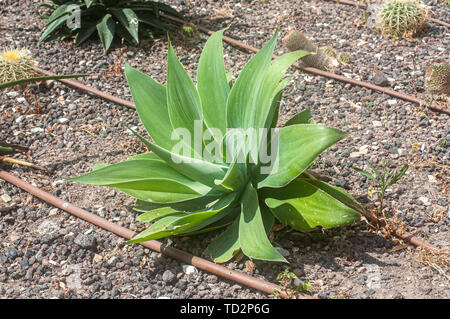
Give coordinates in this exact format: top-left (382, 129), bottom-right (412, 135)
top-left (127, 125), bottom-right (228, 190)
top-left (239, 183), bottom-right (286, 262)
top-left (226, 32), bottom-right (277, 129)
top-left (136, 207), bottom-right (185, 223)
top-left (96, 14), bottom-right (115, 53)
top-left (127, 193), bottom-right (236, 244)
top-left (197, 29), bottom-right (229, 140)
top-left (38, 14), bottom-right (71, 44)
top-left (166, 41), bottom-right (203, 155)
top-left (257, 124), bottom-right (347, 189)
top-left (256, 50), bottom-right (310, 130)
top-left (264, 178), bottom-right (361, 231)
top-left (284, 109), bottom-right (314, 126)
top-left (204, 216), bottom-right (241, 263)
top-left (110, 8), bottom-right (139, 43)
top-left (127, 214), bottom-right (186, 244)
top-left (125, 64), bottom-right (177, 151)
top-left (68, 159), bottom-right (211, 203)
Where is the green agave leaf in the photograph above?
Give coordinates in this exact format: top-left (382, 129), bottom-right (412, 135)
top-left (163, 192), bottom-right (236, 231)
top-left (88, 153), bottom-right (162, 171)
top-left (166, 41), bottom-right (203, 156)
top-left (38, 14), bottom-right (71, 44)
top-left (267, 77), bottom-right (290, 129)
top-left (226, 71), bottom-right (233, 89)
top-left (126, 126), bottom-right (228, 190)
top-left (257, 50), bottom-right (310, 130)
top-left (138, 13), bottom-right (168, 31)
top-left (214, 160), bottom-right (246, 192)
top-left (284, 109), bottom-right (314, 126)
top-left (136, 207), bottom-right (184, 223)
top-left (264, 178), bottom-right (361, 232)
top-left (68, 159), bottom-right (212, 203)
top-left (124, 64), bottom-right (177, 151)
top-left (239, 183), bottom-right (286, 262)
top-left (227, 32), bottom-right (277, 130)
top-left (197, 29), bottom-right (229, 140)
top-left (75, 24), bottom-right (97, 45)
top-left (127, 213), bottom-right (186, 244)
top-left (260, 203), bottom-right (275, 233)
top-left (182, 206), bottom-right (240, 236)
top-left (204, 216), bottom-right (241, 263)
top-left (43, 4), bottom-right (69, 27)
top-left (257, 124), bottom-right (347, 189)
top-left (133, 195), bottom-right (219, 214)
top-left (127, 193), bottom-right (237, 244)
top-left (0, 74), bottom-right (88, 89)
top-left (126, 152), bottom-right (162, 161)
top-left (96, 13), bottom-right (116, 53)
top-left (110, 8), bottom-right (139, 43)
top-left (84, 0), bottom-right (95, 8)
top-left (89, 163), bottom-right (110, 170)
top-left (153, 2), bottom-right (181, 17)
top-left (121, 188), bottom-right (208, 203)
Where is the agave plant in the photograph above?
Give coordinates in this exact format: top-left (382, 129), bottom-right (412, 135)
top-left (69, 30), bottom-right (362, 262)
top-left (38, 0), bottom-right (180, 53)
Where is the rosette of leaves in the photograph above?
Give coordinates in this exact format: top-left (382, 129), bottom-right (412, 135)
top-left (38, 0), bottom-right (180, 53)
top-left (69, 30), bottom-right (362, 262)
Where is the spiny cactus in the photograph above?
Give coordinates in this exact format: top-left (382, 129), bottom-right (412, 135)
top-left (378, 0), bottom-right (429, 38)
top-left (337, 52), bottom-right (352, 64)
top-left (322, 46), bottom-right (336, 58)
top-left (0, 48), bottom-right (37, 85)
top-left (425, 60), bottom-right (450, 95)
top-left (282, 30), bottom-right (334, 70)
top-left (182, 23), bottom-right (197, 37)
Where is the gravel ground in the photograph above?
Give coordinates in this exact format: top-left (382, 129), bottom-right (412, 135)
top-left (0, 0), bottom-right (449, 299)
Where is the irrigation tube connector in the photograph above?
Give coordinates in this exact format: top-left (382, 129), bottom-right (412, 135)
top-left (323, 0), bottom-right (450, 29)
top-left (0, 169), bottom-right (316, 300)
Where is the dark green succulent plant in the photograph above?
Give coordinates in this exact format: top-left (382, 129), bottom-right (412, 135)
top-left (38, 0), bottom-right (181, 53)
top-left (69, 30), bottom-right (362, 262)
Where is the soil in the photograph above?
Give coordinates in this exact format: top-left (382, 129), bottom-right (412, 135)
top-left (0, 0), bottom-right (449, 299)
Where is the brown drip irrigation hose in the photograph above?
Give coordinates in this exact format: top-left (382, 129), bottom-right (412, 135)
top-left (27, 17), bottom-right (446, 259)
top-left (323, 0), bottom-right (450, 29)
top-left (163, 15), bottom-right (450, 115)
top-left (35, 67), bottom-right (136, 110)
top-left (35, 19), bottom-right (449, 114)
top-left (0, 169), bottom-right (316, 299)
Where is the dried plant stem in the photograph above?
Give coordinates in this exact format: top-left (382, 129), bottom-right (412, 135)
top-left (0, 157), bottom-right (46, 171)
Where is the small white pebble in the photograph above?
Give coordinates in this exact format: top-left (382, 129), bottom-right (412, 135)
top-left (182, 265), bottom-right (198, 275)
top-left (1, 194), bottom-right (12, 203)
top-left (372, 121), bottom-right (382, 127)
top-left (6, 91), bottom-right (19, 98)
top-left (58, 118), bottom-right (69, 124)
